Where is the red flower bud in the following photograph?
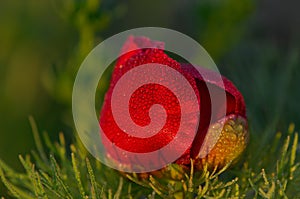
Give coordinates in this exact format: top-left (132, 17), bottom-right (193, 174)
top-left (99, 36), bottom-right (248, 172)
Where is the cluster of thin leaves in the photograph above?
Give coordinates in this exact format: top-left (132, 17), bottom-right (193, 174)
top-left (0, 117), bottom-right (299, 198)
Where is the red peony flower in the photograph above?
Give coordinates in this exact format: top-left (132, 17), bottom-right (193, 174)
top-left (99, 36), bottom-right (248, 172)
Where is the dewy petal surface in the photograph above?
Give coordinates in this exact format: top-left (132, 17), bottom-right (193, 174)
top-left (99, 36), bottom-right (247, 169)
top-left (100, 36), bottom-right (199, 162)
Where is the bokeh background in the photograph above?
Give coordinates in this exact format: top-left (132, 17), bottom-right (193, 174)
top-left (1, 0), bottom-right (300, 194)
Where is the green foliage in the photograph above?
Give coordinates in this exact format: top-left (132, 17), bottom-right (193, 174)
top-left (0, 118), bottom-right (299, 198)
top-left (44, 0), bottom-right (111, 106)
top-left (196, 0), bottom-right (254, 60)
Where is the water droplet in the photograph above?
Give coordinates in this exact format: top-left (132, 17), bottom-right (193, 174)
top-left (230, 133), bottom-right (238, 141)
top-left (224, 124), bottom-right (233, 132)
top-left (236, 124), bottom-right (244, 132)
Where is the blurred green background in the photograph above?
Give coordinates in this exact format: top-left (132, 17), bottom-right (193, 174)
top-left (0, 0), bottom-right (300, 191)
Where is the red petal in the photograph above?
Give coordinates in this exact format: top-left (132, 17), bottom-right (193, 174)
top-left (112, 36), bottom-right (165, 83)
top-left (100, 36), bottom-right (199, 163)
top-left (179, 64), bottom-right (246, 162)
